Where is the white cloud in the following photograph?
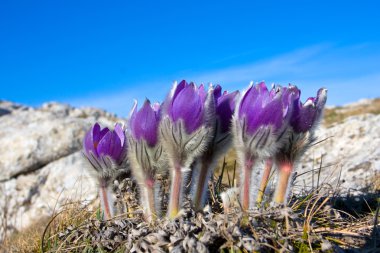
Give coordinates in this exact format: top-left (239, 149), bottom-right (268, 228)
top-left (189, 44), bottom-right (330, 85)
top-left (66, 43), bottom-right (380, 116)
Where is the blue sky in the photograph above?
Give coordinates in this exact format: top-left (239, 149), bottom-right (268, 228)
top-left (1, 0), bottom-right (380, 116)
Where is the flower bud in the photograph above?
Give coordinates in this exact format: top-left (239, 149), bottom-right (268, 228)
top-left (160, 80), bottom-right (213, 218)
top-left (127, 99), bottom-right (165, 221)
top-left (129, 99), bottom-right (161, 147)
top-left (273, 87), bottom-right (327, 204)
top-left (166, 80), bottom-right (207, 134)
top-left (83, 122), bottom-right (127, 173)
top-left (191, 84), bottom-right (239, 210)
top-left (82, 122), bottom-right (127, 219)
top-left (232, 82), bottom-right (297, 210)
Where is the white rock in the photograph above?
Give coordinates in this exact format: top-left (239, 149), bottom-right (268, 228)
top-left (296, 113), bottom-right (380, 194)
top-left (0, 101), bottom-right (122, 240)
top-left (0, 102), bottom-right (120, 181)
top-left (0, 100), bottom-right (26, 116)
top-left (1, 151), bottom-right (97, 235)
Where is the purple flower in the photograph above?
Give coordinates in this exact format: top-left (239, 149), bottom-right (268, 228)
top-left (161, 80), bottom-right (214, 219)
top-left (214, 85), bottom-right (239, 133)
top-left (273, 87), bottom-right (327, 204)
top-left (166, 80), bottom-right (206, 133)
top-left (83, 122), bottom-right (126, 165)
top-left (290, 88), bottom-right (328, 133)
top-left (190, 85), bottom-right (239, 211)
top-left (129, 99), bottom-right (161, 147)
top-left (238, 82), bottom-right (290, 135)
top-left (127, 99), bottom-right (164, 222)
top-left (82, 122), bottom-right (127, 220)
top-left (233, 82), bottom-right (301, 210)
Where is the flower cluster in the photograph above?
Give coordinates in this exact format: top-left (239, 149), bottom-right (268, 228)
top-left (233, 83), bottom-right (327, 209)
top-left (82, 80), bottom-right (327, 221)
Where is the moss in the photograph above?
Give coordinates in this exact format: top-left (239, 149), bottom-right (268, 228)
top-left (293, 240), bottom-right (311, 253)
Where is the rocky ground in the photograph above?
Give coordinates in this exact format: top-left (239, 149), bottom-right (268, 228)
top-left (0, 101), bottom-right (121, 242)
top-left (296, 112), bottom-right (380, 195)
top-left (0, 99), bottom-right (379, 247)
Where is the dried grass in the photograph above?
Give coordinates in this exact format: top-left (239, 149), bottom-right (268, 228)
top-left (3, 165), bottom-right (378, 252)
top-left (1, 202), bottom-right (95, 253)
top-left (1, 216), bottom-right (49, 253)
top-left (324, 98), bottom-right (380, 126)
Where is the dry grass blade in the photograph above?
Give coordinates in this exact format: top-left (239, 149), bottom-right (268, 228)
top-left (3, 157), bottom-right (379, 252)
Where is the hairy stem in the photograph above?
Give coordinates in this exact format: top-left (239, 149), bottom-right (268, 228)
top-left (257, 158), bottom-right (273, 204)
top-left (192, 158), bottom-right (212, 211)
top-left (168, 165), bottom-right (182, 219)
top-left (140, 178), bottom-right (156, 222)
top-left (99, 180), bottom-right (115, 220)
top-left (241, 158), bottom-right (254, 211)
top-left (274, 161), bottom-right (293, 204)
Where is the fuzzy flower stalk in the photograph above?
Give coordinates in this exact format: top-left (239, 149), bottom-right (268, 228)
top-left (191, 85), bottom-right (239, 211)
top-left (232, 82), bottom-right (297, 210)
top-left (256, 158), bottom-right (274, 204)
top-left (83, 123), bottom-right (127, 219)
top-left (255, 85), bottom-right (301, 204)
top-left (273, 88), bottom-right (327, 204)
top-left (127, 99), bottom-right (165, 222)
top-left (160, 80), bottom-right (214, 219)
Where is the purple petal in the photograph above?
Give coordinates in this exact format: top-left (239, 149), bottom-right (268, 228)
top-left (166, 80), bottom-right (187, 118)
top-left (92, 123), bottom-right (101, 140)
top-left (216, 91), bottom-right (239, 133)
top-left (294, 103), bottom-right (317, 132)
top-left (171, 83), bottom-right (203, 133)
top-left (281, 85), bottom-right (300, 119)
top-left (152, 102), bottom-right (161, 112)
top-left (269, 87), bottom-right (277, 99)
top-left (239, 82), bottom-right (286, 134)
top-left (83, 123), bottom-right (110, 158)
top-left (284, 85), bottom-right (301, 105)
top-left (240, 84), bottom-right (266, 119)
top-left (97, 131), bottom-right (113, 157)
top-left (97, 131), bottom-right (122, 161)
top-left (198, 84), bottom-right (207, 103)
top-left (91, 122), bottom-right (110, 144)
top-left (97, 127), bottom-right (110, 151)
top-left (110, 131), bottom-right (123, 161)
top-left (83, 129), bottom-right (97, 157)
top-left (128, 101), bottom-right (138, 139)
top-left (257, 81), bottom-right (268, 93)
top-left (114, 123), bottom-right (125, 147)
top-left (213, 85), bottom-right (222, 101)
top-left (258, 96), bottom-right (284, 131)
top-left (245, 98), bottom-right (283, 134)
top-left (239, 85), bottom-right (259, 118)
top-left (172, 80), bottom-right (187, 101)
top-left (290, 88), bottom-right (327, 133)
top-left (130, 99), bottom-right (160, 146)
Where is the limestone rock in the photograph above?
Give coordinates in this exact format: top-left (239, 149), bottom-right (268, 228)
top-left (0, 102), bottom-right (120, 181)
top-left (1, 151), bottom-right (97, 235)
top-left (296, 113), bottom-right (380, 194)
top-left (0, 100), bottom-right (26, 116)
top-left (0, 101), bottom-right (122, 240)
